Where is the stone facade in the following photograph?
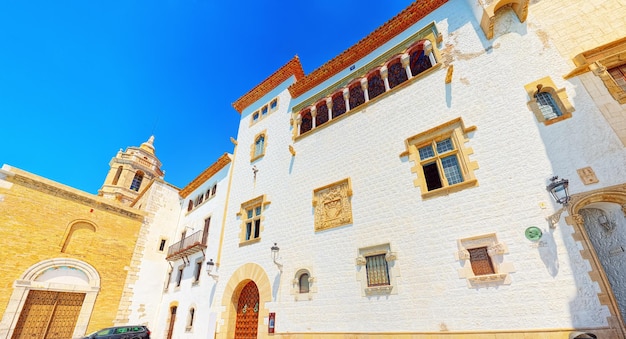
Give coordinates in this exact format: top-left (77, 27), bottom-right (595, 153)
top-left (0, 166), bottom-right (145, 338)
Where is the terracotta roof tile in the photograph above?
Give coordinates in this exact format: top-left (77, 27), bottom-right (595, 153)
top-left (179, 153), bottom-right (232, 198)
top-left (232, 56), bottom-right (305, 113)
top-left (288, 0), bottom-right (447, 98)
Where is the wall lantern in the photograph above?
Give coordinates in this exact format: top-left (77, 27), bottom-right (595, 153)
top-left (271, 243), bottom-right (283, 273)
top-left (206, 258), bottom-right (219, 281)
top-left (546, 176), bottom-right (570, 205)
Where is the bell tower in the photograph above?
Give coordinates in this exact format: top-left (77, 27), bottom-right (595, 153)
top-left (99, 136), bottom-right (164, 205)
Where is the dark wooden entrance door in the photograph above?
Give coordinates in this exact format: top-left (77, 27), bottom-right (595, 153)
top-left (165, 306), bottom-right (177, 339)
top-left (11, 290), bottom-right (85, 339)
top-left (234, 281), bottom-right (259, 339)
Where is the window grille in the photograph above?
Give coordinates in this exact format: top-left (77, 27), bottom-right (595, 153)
top-left (365, 254), bottom-right (390, 287)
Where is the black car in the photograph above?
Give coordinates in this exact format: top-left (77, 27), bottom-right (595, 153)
top-left (82, 325), bottom-right (151, 339)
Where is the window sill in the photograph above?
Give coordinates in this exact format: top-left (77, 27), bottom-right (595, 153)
top-left (467, 273), bottom-right (508, 284)
top-left (250, 154), bottom-right (265, 163)
top-left (542, 112), bottom-right (572, 126)
top-left (365, 285), bottom-right (393, 295)
top-left (239, 237), bottom-right (261, 247)
top-left (421, 179), bottom-right (478, 200)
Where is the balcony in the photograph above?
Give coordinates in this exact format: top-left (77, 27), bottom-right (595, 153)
top-left (166, 230), bottom-right (207, 261)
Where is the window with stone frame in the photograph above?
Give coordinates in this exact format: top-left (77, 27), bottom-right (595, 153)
top-left (401, 118), bottom-right (478, 199)
top-left (239, 195), bottom-right (269, 245)
top-left (291, 268), bottom-right (317, 301)
top-left (250, 96), bottom-right (278, 125)
top-left (455, 233), bottom-right (514, 287)
top-left (524, 77), bottom-right (574, 125)
top-left (130, 171), bottom-right (144, 192)
top-left (608, 64), bottom-right (626, 92)
top-left (193, 258), bottom-right (203, 284)
top-left (176, 266), bottom-right (184, 287)
top-left (186, 307), bottom-right (195, 331)
top-left (356, 243), bottom-right (398, 296)
top-left (250, 131), bottom-right (267, 162)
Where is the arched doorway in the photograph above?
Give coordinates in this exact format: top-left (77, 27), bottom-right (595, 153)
top-left (578, 203), bottom-right (626, 324)
top-left (567, 186), bottom-right (626, 336)
top-left (165, 305), bottom-right (177, 339)
top-left (234, 281), bottom-right (259, 339)
top-left (0, 258), bottom-right (100, 338)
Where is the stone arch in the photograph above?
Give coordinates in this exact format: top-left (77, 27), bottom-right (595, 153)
top-left (480, 0), bottom-right (529, 40)
top-left (0, 258), bottom-right (101, 338)
top-left (216, 263), bottom-right (271, 339)
top-left (60, 219), bottom-right (98, 253)
top-left (565, 184), bottom-right (626, 335)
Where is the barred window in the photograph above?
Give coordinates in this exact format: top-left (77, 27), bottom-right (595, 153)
top-left (365, 254), bottom-right (390, 287)
top-left (535, 91), bottom-right (562, 120)
top-left (468, 247), bottom-right (495, 276)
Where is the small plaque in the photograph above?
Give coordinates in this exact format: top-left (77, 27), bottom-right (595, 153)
top-left (525, 226), bottom-right (543, 242)
top-left (577, 167), bottom-right (599, 185)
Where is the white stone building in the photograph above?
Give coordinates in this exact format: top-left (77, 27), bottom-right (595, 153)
top-left (196, 0), bottom-right (626, 338)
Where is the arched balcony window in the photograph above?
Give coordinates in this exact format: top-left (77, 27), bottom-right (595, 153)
top-left (409, 40), bottom-right (433, 77)
top-left (535, 91), bottom-right (563, 120)
top-left (368, 70), bottom-right (385, 100)
top-left (300, 110), bottom-right (313, 134)
top-left (348, 82), bottom-right (365, 110)
top-left (129, 170), bottom-right (144, 192)
top-left (316, 101), bottom-right (329, 126)
top-left (332, 93), bottom-right (346, 118)
top-left (387, 58), bottom-right (408, 89)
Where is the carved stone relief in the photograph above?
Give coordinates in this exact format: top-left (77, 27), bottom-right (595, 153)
top-left (313, 178), bottom-right (353, 231)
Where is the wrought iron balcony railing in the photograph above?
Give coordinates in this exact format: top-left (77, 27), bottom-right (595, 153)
top-left (166, 230), bottom-right (206, 261)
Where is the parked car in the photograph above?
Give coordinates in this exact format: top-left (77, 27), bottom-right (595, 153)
top-left (82, 325), bottom-right (150, 339)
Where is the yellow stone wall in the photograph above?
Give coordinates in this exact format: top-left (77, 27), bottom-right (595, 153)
top-left (0, 167), bottom-right (145, 334)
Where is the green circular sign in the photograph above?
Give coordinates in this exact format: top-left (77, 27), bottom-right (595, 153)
top-left (525, 226), bottom-right (543, 241)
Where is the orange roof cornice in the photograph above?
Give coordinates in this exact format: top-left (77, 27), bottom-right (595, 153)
top-left (179, 153), bottom-right (232, 198)
top-left (232, 56), bottom-right (305, 113)
top-left (288, 0), bottom-right (448, 98)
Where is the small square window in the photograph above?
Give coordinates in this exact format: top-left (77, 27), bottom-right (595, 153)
top-left (456, 233), bottom-right (514, 287)
top-left (356, 244), bottom-right (397, 296)
top-left (468, 247), bottom-right (495, 276)
top-left (365, 254), bottom-right (390, 287)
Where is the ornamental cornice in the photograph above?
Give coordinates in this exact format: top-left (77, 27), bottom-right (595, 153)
top-left (288, 0), bottom-right (448, 98)
top-left (232, 56), bottom-right (305, 113)
top-left (9, 173), bottom-right (145, 221)
top-left (179, 153), bottom-right (232, 198)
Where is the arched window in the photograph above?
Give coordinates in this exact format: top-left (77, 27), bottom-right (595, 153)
top-left (316, 101), bottom-right (329, 126)
top-left (112, 166), bottom-right (122, 185)
top-left (129, 171), bottom-right (144, 192)
top-left (409, 41), bottom-right (433, 77)
top-left (300, 110), bottom-right (312, 134)
top-left (348, 82), bottom-right (365, 110)
top-left (211, 184), bottom-right (217, 196)
top-left (187, 200), bottom-right (193, 212)
top-left (187, 307), bottom-right (195, 329)
top-left (387, 58), bottom-right (408, 89)
top-left (298, 272), bottom-right (310, 293)
top-left (331, 93), bottom-right (346, 118)
top-left (254, 134), bottom-right (265, 157)
top-left (368, 70), bottom-right (385, 100)
top-left (535, 91), bottom-right (563, 120)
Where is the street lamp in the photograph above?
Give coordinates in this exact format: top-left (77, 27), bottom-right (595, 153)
top-left (271, 243), bottom-right (283, 273)
top-left (546, 176), bottom-right (570, 205)
top-left (206, 258), bottom-right (219, 281)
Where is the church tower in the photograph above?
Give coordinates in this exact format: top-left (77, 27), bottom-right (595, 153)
top-left (99, 136), bottom-right (164, 205)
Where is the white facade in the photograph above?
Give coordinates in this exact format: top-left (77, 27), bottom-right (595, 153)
top-left (203, 0), bottom-right (626, 337)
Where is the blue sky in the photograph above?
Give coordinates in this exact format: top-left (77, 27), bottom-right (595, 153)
top-left (0, 0), bottom-right (413, 194)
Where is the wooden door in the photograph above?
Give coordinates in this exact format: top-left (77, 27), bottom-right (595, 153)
top-left (11, 290), bottom-right (85, 339)
top-left (165, 306), bottom-right (177, 339)
top-left (234, 281), bottom-right (259, 339)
